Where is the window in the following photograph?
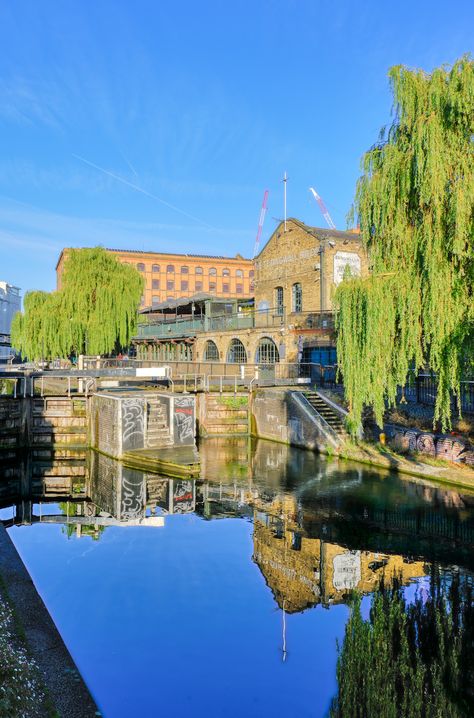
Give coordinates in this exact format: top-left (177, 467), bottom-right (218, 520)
top-left (209, 267), bottom-right (217, 276)
top-left (275, 286), bottom-right (284, 315)
top-left (181, 280), bottom-right (188, 291)
top-left (209, 282), bottom-right (216, 292)
top-left (236, 269), bottom-right (243, 278)
top-left (227, 338), bottom-right (247, 363)
top-left (195, 266), bottom-right (203, 275)
top-left (167, 280), bottom-right (174, 291)
top-left (204, 340), bottom-right (219, 361)
top-left (152, 279), bottom-right (160, 290)
top-left (250, 282), bottom-right (255, 292)
top-left (222, 283), bottom-right (230, 293)
top-left (181, 266), bottom-right (189, 274)
top-left (223, 268), bottom-right (230, 277)
top-left (236, 284), bottom-right (243, 294)
top-left (195, 281), bottom-right (203, 292)
top-left (152, 264), bottom-right (160, 273)
top-left (256, 337), bottom-right (280, 364)
top-left (152, 295), bottom-right (159, 304)
top-left (292, 283), bottom-right (302, 313)
top-left (137, 263), bottom-right (145, 271)
top-left (167, 265), bottom-right (175, 273)
top-left (249, 269), bottom-right (254, 278)
top-left (140, 295), bottom-right (145, 304)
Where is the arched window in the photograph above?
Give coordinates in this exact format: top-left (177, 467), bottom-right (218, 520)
top-left (275, 286), bottom-right (284, 315)
top-left (167, 264), bottom-right (175, 273)
top-left (181, 266), bottom-right (189, 274)
top-left (222, 268), bottom-right (230, 277)
top-left (204, 340), bottom-right (219, 361)
top-left (209, 267), bottom-right (217, 276)
top-left (255, 337), bottom-right (280, 364)
top-left (152, 264), bottom-right (160, 273)
top-left (236, 269), bottom-right (243, 278)
top-left (292, 283), bottom-right (302, 313)
top-left (249, 269), bottom-right (254, 278)
top-left (227, 338), bottom-right (247, 363)
top-left (195, 266), bottom-right (203, 275)
top-left (137, 263), bottom-right (145, 271)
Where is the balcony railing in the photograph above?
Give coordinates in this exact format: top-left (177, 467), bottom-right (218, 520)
top-left (136, 307), bottom-right (334, 340)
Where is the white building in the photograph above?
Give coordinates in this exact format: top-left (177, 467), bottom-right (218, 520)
top-left (0, 281), bottom-right (21, 360)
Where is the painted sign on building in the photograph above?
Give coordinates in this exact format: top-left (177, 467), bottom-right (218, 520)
top-left (332, 550), bottom-right (361, 590)
top-left (333, 251), bottom-right (361, 285)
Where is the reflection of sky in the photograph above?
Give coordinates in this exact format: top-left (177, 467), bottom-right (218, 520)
top-left (8, 515), bottom-right (347, 718)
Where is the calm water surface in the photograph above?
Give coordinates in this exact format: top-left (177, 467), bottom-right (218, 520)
top-left (1, 438), bottom-right (474, 717)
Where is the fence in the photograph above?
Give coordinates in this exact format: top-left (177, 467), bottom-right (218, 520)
top-left (401, 374), bottom-right (474, 416)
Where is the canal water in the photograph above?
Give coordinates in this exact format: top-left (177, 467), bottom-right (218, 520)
top-left (1, 438), bottom-right (474, 717)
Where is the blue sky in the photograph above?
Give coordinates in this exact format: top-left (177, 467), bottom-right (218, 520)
top-left (1, 0), bottom-right (473, 295)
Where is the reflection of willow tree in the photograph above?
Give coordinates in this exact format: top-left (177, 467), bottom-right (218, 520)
top-left (58, 502), bottom-right (105, 540)
top-left (330, 570), bottom-right (474, 717)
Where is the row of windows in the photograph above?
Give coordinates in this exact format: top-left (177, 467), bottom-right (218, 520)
top-left (274, 283), bottom-right (302, 313)
top-left (135, 262), bottom-right (252, 277)
top-left (149, 280), bottom-right (246, 292)
top-left (204, 338), bottom-right (280, 364)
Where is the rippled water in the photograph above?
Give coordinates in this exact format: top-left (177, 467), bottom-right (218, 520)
top-left (1, 438), bottom-right (474, 717)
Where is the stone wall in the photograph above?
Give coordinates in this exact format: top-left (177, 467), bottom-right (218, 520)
top-left (251, 388), bottom-right (339, 451)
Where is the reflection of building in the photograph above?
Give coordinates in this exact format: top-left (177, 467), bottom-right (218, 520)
top-left (56, 249), bottom-right (253, 306)
top-left (253, 514), bottom-right (426, 612)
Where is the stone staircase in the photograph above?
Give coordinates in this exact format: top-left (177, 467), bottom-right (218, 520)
top-left (199, 394), bottom-right (249, 436)
top-left (145, 397), bottom-right (173, 448)
top-left (303, 391), bottom-right (348, 440)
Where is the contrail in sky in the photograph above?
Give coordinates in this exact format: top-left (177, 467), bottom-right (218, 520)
top-left (119, 150), bottom-right (139, 179)
top-left (73, 153), bottom-right (218, 231)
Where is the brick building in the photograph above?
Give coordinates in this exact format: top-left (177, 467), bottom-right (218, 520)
top-left (134, 218), bottom-right (367, 366)
top-left (56, 248), bottom-right (253, 306)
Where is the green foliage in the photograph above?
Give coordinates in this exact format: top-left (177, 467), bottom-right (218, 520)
top-left (336, 56), bottom-right (474, 432)
top-left (11, 248), bottom-right (144, 360)
top-left (218, 396), bottom-right (249, 409)
top-left (330, 570), bottom-right (474, 717)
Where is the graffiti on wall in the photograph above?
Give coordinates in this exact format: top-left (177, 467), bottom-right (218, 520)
top-left (120, 469), bottom-right (146, 521)
top-left (389, 426), bottom-right (474, 465)
top-left (122, 398), bottom-right (145, 451)
top-left (173, 396), bottom-right (195, 444)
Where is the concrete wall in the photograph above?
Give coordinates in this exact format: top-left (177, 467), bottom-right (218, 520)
top-left (251, 388), bottom-right (339, 451)
top-left (91, 390), bottom-right (196, 458)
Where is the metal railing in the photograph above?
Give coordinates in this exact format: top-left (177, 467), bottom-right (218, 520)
top-left (400, 374), bottom-right (474, 416)
top-left (135, 307), bottom-right (335, 340)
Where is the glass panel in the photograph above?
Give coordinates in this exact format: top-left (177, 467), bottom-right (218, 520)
top-left (226, 338), bottom-right (247, 363)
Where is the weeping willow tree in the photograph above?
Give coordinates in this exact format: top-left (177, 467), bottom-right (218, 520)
top-left (11, 248), bottom-right (144, 359)
top-left (335, 56), bottom-right (474, 431)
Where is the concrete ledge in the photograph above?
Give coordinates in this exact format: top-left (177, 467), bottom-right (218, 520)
top-left (0, 523), bottom-right (99, 718)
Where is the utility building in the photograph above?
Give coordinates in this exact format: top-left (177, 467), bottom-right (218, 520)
top-left (0, 281), bottom-right (21, 361)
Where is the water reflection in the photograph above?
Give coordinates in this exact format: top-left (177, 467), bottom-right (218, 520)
top-left (1, 440), bottom-right (474, 716)
top-left (2, 441), bottom-right (474, 604)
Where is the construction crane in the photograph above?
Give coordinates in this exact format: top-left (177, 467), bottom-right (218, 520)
top-left (309, 187), bottom-right (336, 230)
top-left (253, 189), bottom-right (269, 257)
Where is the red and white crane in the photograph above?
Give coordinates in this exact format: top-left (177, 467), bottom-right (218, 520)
top-left (253, 189), bottom-right (269, 258)
top-left (309, 187), bottom-right (336, 230)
